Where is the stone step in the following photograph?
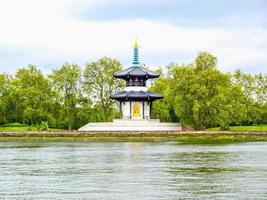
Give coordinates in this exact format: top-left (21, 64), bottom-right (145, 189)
top-left (79, 126), bottom-right (182, 132)
top-left (82, 123), bottom-right (180, 127)
top-left (113, 119), bottom-right (160, 123)
top-left (78, 120), bottom-right (182, 132)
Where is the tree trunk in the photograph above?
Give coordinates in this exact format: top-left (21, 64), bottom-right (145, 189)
top-left (102, 106), bottom-right (109, 122)
top-left (200, 111), bottom-right (205, 130)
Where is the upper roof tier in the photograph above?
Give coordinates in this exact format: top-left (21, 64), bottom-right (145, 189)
top-left (113, 38), bottom-right (160, 80)
top-left (113, 66), bottom-right (160, 79)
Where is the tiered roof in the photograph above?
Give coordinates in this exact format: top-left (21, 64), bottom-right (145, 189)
top-left (113, 66), bottom-right (159, 79)
top-left (110, 38), bottom-right (163, 102)
top-left (110, 90), bottom-right (163, 101)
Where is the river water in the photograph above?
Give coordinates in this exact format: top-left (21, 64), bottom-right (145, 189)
top-left (0, 140), bottom-right (267, 199)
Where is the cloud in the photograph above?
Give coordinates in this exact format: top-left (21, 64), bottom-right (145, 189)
top-left (74, 0), bottom-right (267, 28)
top-left (0, 0), bottom-right (266, 74)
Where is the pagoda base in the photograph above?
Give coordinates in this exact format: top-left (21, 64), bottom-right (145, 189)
top-left (78, 119), bottom-right (182, 132)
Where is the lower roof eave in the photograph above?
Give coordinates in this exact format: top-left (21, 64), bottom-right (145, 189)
top-left (110, 97), bottom-right (163, 102)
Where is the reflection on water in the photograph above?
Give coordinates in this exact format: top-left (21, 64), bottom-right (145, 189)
top-left (0, 141), bottom-right (267, 199)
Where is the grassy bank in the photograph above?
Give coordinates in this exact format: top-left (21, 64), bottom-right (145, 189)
top-left (0, 123), bottom-right (267, 132)
top-left (0, 123), bottom-right (62, 132)
top-left (1, 123), bottom-right (267, 143)
top-left (0, 133), bottom-right (267, 143)
top-left (0, 126), bottom-right (61, 131)
top-left (207, 125), bottom-right (267, 131)
top-left (1, 123), bottom-right (266, 132)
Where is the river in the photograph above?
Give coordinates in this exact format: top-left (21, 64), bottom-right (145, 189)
top-left (0, 140), bottom-right (266, 199)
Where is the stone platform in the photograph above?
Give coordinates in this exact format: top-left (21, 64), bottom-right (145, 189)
top-left (78, 119), bottom-right (182, 132)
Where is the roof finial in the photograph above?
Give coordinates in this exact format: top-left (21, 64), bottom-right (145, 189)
top-left (132, 37), bottom-right (140, 66)
top-left (133, 37), bottom-right (140, 49)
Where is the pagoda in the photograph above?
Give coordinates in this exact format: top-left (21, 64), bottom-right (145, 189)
top-left (110, 39), bottom-right (163, 119)
top-left (78, 39), bottom-right (181, 132)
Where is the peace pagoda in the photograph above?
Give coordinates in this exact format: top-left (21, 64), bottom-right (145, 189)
top-left (79, 39), bottom-right (181, 132)
top-left (110, 39), bottom-right (163, 120)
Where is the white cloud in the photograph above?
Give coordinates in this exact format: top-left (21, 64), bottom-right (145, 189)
top-left (0, 0), bottom-right (266, 74)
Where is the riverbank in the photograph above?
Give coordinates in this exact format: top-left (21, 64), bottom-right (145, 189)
top-left (0, 131), bottom-right (267, 143)
top-left (207, 125), bottom-right (267, 131)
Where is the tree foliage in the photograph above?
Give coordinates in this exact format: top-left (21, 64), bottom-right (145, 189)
top-left (83, 57), bottom-right (124, 121)
top-left (0, 73), bottom-right (10, 124)
top-left (149, 66), bottom-right (179, 122)
top-left (151, 52), bottom-right (267, 130)
top-left (0, 54), bottom-right (266, 130)
top-left (7, 65), bottom-right (53, 125)
top-left (49, 63), bottom-right (86, 129)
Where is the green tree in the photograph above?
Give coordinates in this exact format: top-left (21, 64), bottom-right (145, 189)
top-left (231, 70), bottom-right (255, 124)
top-left (151, 54), bottom-right (266, 130)
top-left (9, 65), bottom-right (53, 125)
top-left (83, 57), bottom-right (124, 121)
top-left (255, 73), bottom-right (267, 124)
top-left (150, 66), bottom-right (179, 122)
top-left (49, 63), bottom-right (82, 129)
top-left (0, 73), bottom-right (10, 124)
top-left (231, 71), bottom-right (267, 125)
top-left (171, 52), bottom-right (231, 130)
top-left (255, 73), bottom-right (267, 104)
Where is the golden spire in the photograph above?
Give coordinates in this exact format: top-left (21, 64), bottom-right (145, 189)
top-left (133, 37), bottom-right (140, 49)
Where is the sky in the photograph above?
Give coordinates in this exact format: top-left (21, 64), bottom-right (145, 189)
top-left (0, 0), bottom-right (266, 74)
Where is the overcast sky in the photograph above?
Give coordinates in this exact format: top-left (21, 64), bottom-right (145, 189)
top-left (0, 0), bottom-right (266, 74)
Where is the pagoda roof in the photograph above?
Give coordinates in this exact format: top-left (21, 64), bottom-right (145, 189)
top-left (113, 66), bottom-right (160, 79)
top-left (110, 90), bottom-right (163, 101)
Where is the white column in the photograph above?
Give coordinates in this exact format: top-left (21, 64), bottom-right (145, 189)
top-left (144, 101), bottom-right (150, 119)
top-left (122, 101), bottom-right (130, 119)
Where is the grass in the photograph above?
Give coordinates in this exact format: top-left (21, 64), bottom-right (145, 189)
top-left (0, 126), bottom-right (62, 131)
top-left (1, 123), bottom-right (266, 132)
top-left (0, 126), bottom-right (38, 131)
top-left (0, 123), bottom-right (62, 132)
top-left (0, 134), bottom-right (267, 143)
top-left (207, 125), bottom-right (267, 131)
